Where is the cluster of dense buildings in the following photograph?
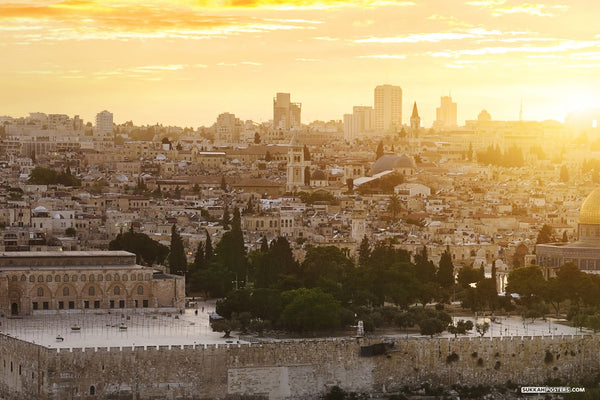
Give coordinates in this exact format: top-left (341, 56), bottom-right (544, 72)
top-left (0, 89), bottom-right (599, 307)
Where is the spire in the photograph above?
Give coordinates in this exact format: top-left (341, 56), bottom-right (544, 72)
top-left (411, 101), bottom-right (419, 118)
top-left (519, 97), bottom-right (523, 121)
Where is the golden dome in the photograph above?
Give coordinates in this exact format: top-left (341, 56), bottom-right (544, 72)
top-left (579, 188), bottom-right (600, 224)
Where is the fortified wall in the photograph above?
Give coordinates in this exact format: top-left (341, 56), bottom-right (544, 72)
top-left (1, 333), bottom-right (599, 399)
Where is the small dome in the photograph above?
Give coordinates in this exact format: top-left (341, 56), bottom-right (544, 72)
top-left (311, 169), bottom-right (326, 180)
top-left (370, 154), bottom-right (415, 175)
top-left (33, 206), bottom-right (47, 212)
top-left (156, 154), bottom-right (167, 161)
top-left (580, 188), bottom-right (600, 224)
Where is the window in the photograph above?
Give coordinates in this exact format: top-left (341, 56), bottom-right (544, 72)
top-left (106, 275), bottom-right (111, 281)
top-left (98, 274), bottom-right (103, 282)
top-left (94, 300), bottom-right (100, 309)
top-left (55, 275), bottom-right (61, 283)
top-left (88, 287), bottom-right (95, 296)
top-left (81, 274), bottom-right (86, 282)
top-left (90, 386), bottom-right (95, 396)
top-left (38, 275), bottom-right (43, 282)
top-left (64, 274), bottom-right (69, 282)
top-left (37, 288), bottom-right (44, 297)
top-left (68, 301), bottom-right (74, 309)
top-left (145, 273), bottom-right (151, 281)
top-left (114, 274), bottom-right (120, 281)
top-left (29, 275), bottom-right (35, 282)
top-left (138, 273), bottom-right (143, 281)
top-left (114, 286), bottom-right (120, 296)
top-left (131, 274), bottom-right (136, 281)
top-left (122, 274), bottom-right (128, 282)
top-left (62, 287), bottom-right (69, 296)
top-left (110, 300), bottom-right (114, 308)
top-left (46, 275), bottom-right (52, 282)
top-left (72, 275), bottom-right (77, 282)
top-left (32, 302), bottom-right (38, 310)
top-left (137, 286), bottom-right (143, 295)
top-left (58, 301), bottom-right (64, 310)
top-left (84, 301), bottom-right (89, 309)
top-left (89, 274), bottom-right (94, 282)
top-left (43, 302), bottom-right (49, 310)
top-left (20, 275), bottom-right (26, 282)
top-left (119, 300), bottom-right (125, 308)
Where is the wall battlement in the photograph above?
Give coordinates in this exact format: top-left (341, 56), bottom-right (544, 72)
top-left (1, 333), bottom-right (599, 399)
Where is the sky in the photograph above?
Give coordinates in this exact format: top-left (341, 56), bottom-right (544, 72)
top-left (1, 0), bottom-right (599, 127)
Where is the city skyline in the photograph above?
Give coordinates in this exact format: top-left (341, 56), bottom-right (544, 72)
top-left (1, 0), bottom-right (599, 127)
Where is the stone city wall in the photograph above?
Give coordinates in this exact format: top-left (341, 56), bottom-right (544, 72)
top-left (0, 334), bottom-right (599, 399)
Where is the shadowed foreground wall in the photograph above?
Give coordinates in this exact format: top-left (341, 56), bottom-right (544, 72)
top-left (1, 333), bottom-right (598, 399)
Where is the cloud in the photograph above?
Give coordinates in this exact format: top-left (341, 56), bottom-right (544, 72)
top-left (358, 54), bottom-right (406, 59)
top-left (428, 40), bottom-right (600, 58)
top-left (466, 0), bottom-right (570, 17)
top-left (0, 1), bottom-right (320, 42)
top-left (355, 29), bottom-right (502, 44)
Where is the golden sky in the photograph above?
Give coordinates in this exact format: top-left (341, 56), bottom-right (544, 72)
top-left (1, 0), bottom-right (599, 127)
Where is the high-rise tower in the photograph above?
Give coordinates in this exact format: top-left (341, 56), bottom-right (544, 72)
top-left (434, 95), bottom-right (457, 128)
top-left (374, 85), bottom-right (402, 132)
top-left (273, 93), bottom-right (301, 131)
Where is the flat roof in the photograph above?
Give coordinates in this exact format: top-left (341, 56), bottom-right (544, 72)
top-left (0, 251), bottom-right (135, 258)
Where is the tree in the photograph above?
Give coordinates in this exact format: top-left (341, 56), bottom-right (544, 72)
top-left (506, 265), bottom-right (545, 307)
top-left (376, 140), bottom-right (384, 159)
top-left (303, 145), bottom-right (311, 161)
top-left (168, 224), bottom-right (187, 275)
top-left (193, 241), bottom-right (205, 271)
top-left (560, 165), bottom-right (569, 183)
top-left (280, 288), bottom-right (341, 332)
top-left (414, 246), bottom-right (436, 284)
top-left (222, 203), bottom-right (230, 229)
top-left (447, 319), bottom-right (474, 337)
top-left (387, 194), bottom-right (402, 220)
top-left (437, 248), bottom-right (455, 288)
top-left (254, 131), bottom-right (261, 144)
top-left (231, 207), bottom-right (241, 232)
top-left (204, 231), bottom-right (213, 261)
top-left (476, 321), bottom-right (490, 337)
top-left (457, 265), bottom-right (483, 289)
top-left (109, 231), bottom-right (169, 266)
top-left (211, 318), bottom-right (239, 338)
top-left (512, 242), bottom-right (529, 267)
top-left (536, 224), bottom-right (554, 245)
top-left (358, 236), bottom-right (371, 267)
top-left (419, 317), bottom-right (446, 337)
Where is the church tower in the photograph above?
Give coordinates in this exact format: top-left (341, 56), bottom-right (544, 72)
top-left (286, 131), bottom-right (311, 192)
top-left (410, 102), bottom-right (421, 135)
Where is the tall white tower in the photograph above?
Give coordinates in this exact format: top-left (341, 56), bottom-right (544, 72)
top-left (286, 132), bottom-right (311, 192)
top-left (95, 110), bottom-right (113, 134)
top-left (374, 85), bottom-right (402, 132)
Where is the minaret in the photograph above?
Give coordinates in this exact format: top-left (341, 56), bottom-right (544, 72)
top-left (410, 101), bottom-right (421, 135)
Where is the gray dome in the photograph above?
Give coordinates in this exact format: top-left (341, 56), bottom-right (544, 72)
top-left (370, 154), bottom-right (415, 175)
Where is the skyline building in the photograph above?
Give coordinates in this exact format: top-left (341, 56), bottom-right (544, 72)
top-left (215, 112), bottom-right (242, 143)
top-left (95, 110), bottom-right (114, 134)
top-left (410, 101), bottom-right (421, 134)
top-left (374, 84), bottom-right (402, 133)
top-left (435, 95), bottom-right (457, 128)
top-left (273, 93), bottom-right (301, 131)
top-left (343, 106), bottom-right (374, 141)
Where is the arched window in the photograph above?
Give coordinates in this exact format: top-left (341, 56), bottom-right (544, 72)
top-left (20, 275), bottom-right (26, 282)
top-left (37, 287), bottom-right (44, 297)
top-left (64, 274), bottom-right (69, 282)
top-left (114, 286), bottom-right (120, 296)
top-left (98, 274), bottom-right (103, 282)
top-left (11, 276), bottom-right (17, 282)
top-left (38, 275), bottom-right (43, 282)
top-left (55, 275), bottom-right (61, 283)
top-left (106, 275), bottom-right (111, 282)
top-left (88, 286), bottom-right (95, 296)
top-left (72, 275), bottom-right (78, 282)
top-left (122, 274), bottom-right (128, 282)
top-left (81, 274), bottom-right (86, 282)
top-left (90, 385), bottom-right (95, 395)
top-left (114, 274), bottom-right (120, 281)
top-left (137, 286), bottom-right (143, 295)
top-left (46, 275), bottom-right (52, 282)
top-left (29, 275), bottom-right (35, 282)
top-left (62, 287), bottom-right (69, 296)
top-left (89, 274), bottom-right (95, 282)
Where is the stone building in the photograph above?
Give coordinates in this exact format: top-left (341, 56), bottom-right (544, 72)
top-left (0, 251), bottom-right (185, 316)
top-left (537, 187), bottom-right (600, 277)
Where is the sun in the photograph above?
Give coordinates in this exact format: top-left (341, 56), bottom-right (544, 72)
top-left (563, 90), bottom-right (600, 114)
